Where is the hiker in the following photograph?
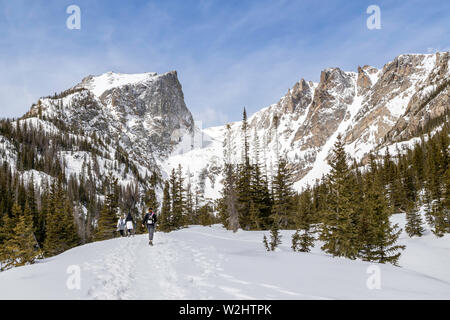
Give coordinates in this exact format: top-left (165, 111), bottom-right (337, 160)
top-left (117, 214), bottom-right (126, 237)
top-left (125, 212), bottom-right (134, 237)
top-left (142, 207), bottom-right (158, 246)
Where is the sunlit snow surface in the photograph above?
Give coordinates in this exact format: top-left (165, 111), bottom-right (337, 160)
top-left (0, 211), bottom-right (449, 300)
top-left (81, 72), bottom-right (158, 97)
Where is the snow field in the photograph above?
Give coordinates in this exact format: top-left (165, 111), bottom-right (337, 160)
top-left (0, 212), bottom-right (449, 300)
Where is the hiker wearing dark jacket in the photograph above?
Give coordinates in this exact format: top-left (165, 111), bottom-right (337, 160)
top-left (125, 213), bottom-right (134, 237)
top-left (142, 208), bottom-right (157, 246)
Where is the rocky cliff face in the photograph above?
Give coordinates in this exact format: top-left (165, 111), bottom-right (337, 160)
top-left (166, 52), bottom-right (449, 198)
top-left (27, 71), bottom-right (195, 171)
top-left (3, 52), bottom-right (449, 203)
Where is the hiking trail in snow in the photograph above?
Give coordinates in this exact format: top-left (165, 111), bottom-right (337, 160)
top-left (1, 221), bottom-right (449, 300)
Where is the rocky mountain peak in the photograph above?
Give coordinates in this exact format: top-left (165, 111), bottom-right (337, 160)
top-left (28, 70), bottom-right (195, 171)
top-left (11, 52), bottom-right (449, 202)
top-left (319, 68), bottom-right (354, 91)
top-left (168, 52), bottom-right (448, 197)
top-left (357, 66), bottom-right (378, 95)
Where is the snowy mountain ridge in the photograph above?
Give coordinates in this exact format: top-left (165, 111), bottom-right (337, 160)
top-left (165, 52), bottom-right (449, 199)
top-left (1, 52), bottom-right (449, 204)
top-left (76, 71), bottom-right (159, 98)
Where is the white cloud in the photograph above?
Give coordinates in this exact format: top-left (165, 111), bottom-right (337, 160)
top-left (193, 107), bottom-right (229, 128)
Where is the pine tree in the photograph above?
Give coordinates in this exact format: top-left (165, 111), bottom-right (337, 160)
top-left (95, 179), bottom-right (119, 241)
top-left (423, 133), bottom-right (447, 236)
top-left (62, 198), bottom-right (80, 247)
top-left (144, 177), bottom-right (159, 211)
top-left (292, 188), bottom-right (315, 252)
top-left (216, 197), bottom-right (229, 230)
top-left (185, 176), bottom-right (195, 225)
top-left (405, 203), bottom-right (425, 237)
top-left (356, 155), bottom-right (378, 262)
top-left (249, 130), bottom-right (272, 230)
top-left (169, 166), bottom-right (185, 229)
top-left (27, 175), bottom-right (39, 240)
top-left (221, 123), bottom-right (240, 232)
top-left (176, 165), bottom-right (187, 226)
top-left (444, 166), bottom-right (450, 233)
top-left (197, 204), bottom-right (214, 226)
top-left (159, 181), bottom-right (172, 232)
top-left (271, 156), bottom-right (295, 229)
top-left (263, 220), bottom-right (282, 251)
top-left (269, 221), bottom-right (282, 251)
top-left (263, 234), bottom-right (270, 251)
top-left (319, 135), bottom-right (358, 259)
top-left (236, 108), bottom-right (253, 230)
top-left (248, 200), bottom-right (260, 230)
top-left (44, 179), bottom-right (79, 256)
top-left (359, 157), bottom-right (405, 265)
top-left (0, 203), bottom-right (38, 271)
top-left (382, 148), bottom-right (408, 212)
top-left (412, 140), bottom-right (425, 188)
top-left (36, 181), bottom-right (49, 246)
top-left (0, 206), bottom-right (16, 245)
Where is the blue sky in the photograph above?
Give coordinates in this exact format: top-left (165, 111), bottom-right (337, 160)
top-left (0, 0), bottom-right (449, 127)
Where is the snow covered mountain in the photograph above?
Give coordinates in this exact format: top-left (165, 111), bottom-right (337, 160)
top-left (1, 52), bottom-right (448, 203)
top-left (166, 52), bottom-right (450, 198)
top-left (0, 70), bottom-right (203, 206)
top-left (27, 70), bottom-right (195, 168)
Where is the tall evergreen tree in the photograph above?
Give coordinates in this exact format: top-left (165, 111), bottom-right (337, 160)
top-left (94, 179), bottom-right (119, 241)
top-left (159, 181), bottom-right (172, 232)
top-left (236, 108), bottom-right (253, 230)
top-left (444, 166), bottom-right (450, 232)
top-left (221, 124), bottom-right (240, 232)
top-left (383, 149), bottom-right (407, 212)
top-left (292, 188), bottom-right (315, 252)
top-left (169, 166), bottom-right (185, 229)
top-left (319, 135), bottom-right (359, 259)
top-left (358, 155), bottom-right (405, 265)
top-left (44, 179), bottom-right (79, 256)
top-left (0, 202), bottom-right (38, 271)
top-left (184, 170), bottom-right (196, 225)
top-left (405, 203), bottom-right (425, 237)
top-left (271, 156), bottom-right (295, 229)
top-left (424, 135), bottom-right (447, 237)
top-left (249, 130), bottom-right (272, 230)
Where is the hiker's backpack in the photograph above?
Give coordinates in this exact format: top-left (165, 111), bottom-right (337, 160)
top-left (147, 212), bottom-right (155, 225)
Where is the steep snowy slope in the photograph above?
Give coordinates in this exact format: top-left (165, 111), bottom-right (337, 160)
top-left (27, 70), bottom-right (196, 166)
top-left (1, 52), bottom-right (448, 204)
top-left (0, 212), bottom-right (449, 300)
top-left (1, 71), bottom-right (204, 207)
top-left (164, 52), bottom-right (449, 198)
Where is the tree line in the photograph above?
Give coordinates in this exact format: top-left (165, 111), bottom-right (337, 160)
top-left (0, 114), bottom-right (155, 270)
top-left (0, 107), bottom-right (448, 270)
top-left (219, 109), bottom-right (449, 265)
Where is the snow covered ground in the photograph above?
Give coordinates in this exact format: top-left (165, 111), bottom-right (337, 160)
top-left (0, 213), bottom-right (449, 300)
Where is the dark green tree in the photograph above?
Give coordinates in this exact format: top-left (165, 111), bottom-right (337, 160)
top-left (292, 188), bottom-right (315, 252)
top-left (94, 179), bottom-right (119, 241)
top-left (319, 135), bottom-right (358, 259)
top-left (159, 181), bottom-right (172, 232)
top-left (271, 156), bottom-right (295, 229)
